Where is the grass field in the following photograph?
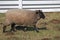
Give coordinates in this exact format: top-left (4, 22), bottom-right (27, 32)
top-left (0, 12), bottom-right (60, 40)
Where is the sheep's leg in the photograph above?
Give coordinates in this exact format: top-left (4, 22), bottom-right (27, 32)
top-left (10, 23), bottom-right (16, 32)
top-left (3, 26), bottom-right (6, 33)
top-left (34, 25), bottom-right (39, 32)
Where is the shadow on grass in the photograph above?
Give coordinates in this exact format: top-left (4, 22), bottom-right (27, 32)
top-left (15, 25), bottom-right (47, 31)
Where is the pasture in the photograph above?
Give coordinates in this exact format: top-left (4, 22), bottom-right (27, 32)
top-left (0, 12), bottom-right (60, 40)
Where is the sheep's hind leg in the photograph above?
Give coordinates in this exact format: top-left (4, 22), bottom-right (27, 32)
top-left (3, 26), bottom-right (6, 33)
top-left (10, 23), bottom-right (16, 32)
top-left (34, 25), bottom-right (39, 32)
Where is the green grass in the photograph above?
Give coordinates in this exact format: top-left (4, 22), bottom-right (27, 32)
top-left (0, 12), bottom-right (60, 40)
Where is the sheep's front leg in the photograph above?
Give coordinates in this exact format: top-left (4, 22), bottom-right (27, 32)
top-left (34, 25), bottom-right (39, 32)
top-left (10, 23), bottom-right (16, 32)
top-left (3, 26), bottom-right (6, 33)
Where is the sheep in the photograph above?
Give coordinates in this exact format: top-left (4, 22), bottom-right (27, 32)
top-left (3, 9), bottom-right (45, 33)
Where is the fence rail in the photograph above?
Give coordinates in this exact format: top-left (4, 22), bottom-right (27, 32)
top-left (0, 1), bottom-right (19, 13)
top-left (23, 1), bottom-right (60, 12)
top-left (0, 0), bottom-right (60, 13)
top-left (23, 1), bottom-right (60, 4)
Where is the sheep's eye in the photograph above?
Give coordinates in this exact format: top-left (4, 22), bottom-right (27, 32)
top-left (36, 12), bottom-right (38, 14)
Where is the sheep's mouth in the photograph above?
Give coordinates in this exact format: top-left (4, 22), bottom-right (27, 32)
top-left (40, 15), bottom-right (45, 19)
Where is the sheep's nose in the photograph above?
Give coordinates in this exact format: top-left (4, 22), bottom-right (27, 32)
top-left (43, 16), bottom-right (45, 19)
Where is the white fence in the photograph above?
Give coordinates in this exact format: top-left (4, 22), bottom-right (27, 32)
top-left (0, 0), bottom-right (19, 13)
top-left (0, 0), bottom-right (60, 13)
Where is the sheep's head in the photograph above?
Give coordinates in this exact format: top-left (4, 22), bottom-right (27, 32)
top-left (36, 10), bottom-right (45, 19)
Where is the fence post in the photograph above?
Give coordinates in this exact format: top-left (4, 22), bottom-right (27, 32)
top-left (19, 0), bottom-right (22, 9)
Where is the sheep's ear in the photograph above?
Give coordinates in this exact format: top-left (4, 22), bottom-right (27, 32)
top-left (39, 10), bottom-right (44, 13)
top-left (38, 10), bottom-right (42, 12)
top-left (36, 10), bottom-right (42, 14)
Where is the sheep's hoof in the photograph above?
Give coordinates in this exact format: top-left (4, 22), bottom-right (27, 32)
top-left (34, 27), bottom-right (39, 32)
top-left (10, 29), bottom-right (16, 32)
top-left (36, 30), bottom-right (39, 33)
top-left (34, 29), bottom-right (39, 33)
top-left (9, 30), bottom-right (16, 32)
top-left (13, 30), bottom-right (16, 32)
top-left (3, 31), bottom-right (5, 33)
top-left (3, 31), bottom-right (7, 33)
top-left (12, 30), bottom-right (16, 32)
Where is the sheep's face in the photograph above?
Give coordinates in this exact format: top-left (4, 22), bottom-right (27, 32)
top-left (36, 10), bottom-right (45, 19)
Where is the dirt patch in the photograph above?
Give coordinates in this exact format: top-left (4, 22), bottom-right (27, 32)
top-left (47, 19), bottom-right (60, 31)
top-left (41, 38), bottom-right (52, 40)
top-left (54, 36), bottom-right (60, 40)
top-left (50, 19), bottom-right (60, 24)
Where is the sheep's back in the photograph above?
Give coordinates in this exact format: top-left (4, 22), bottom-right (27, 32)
top-left (5, 9), bottom-right (38, 26)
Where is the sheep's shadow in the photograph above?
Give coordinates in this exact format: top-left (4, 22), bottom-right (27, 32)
top-left (15, 25), bottom-right (47, 31)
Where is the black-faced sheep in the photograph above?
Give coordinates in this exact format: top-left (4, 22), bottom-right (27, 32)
top-left (3, 9), bottom-right (45, 33)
